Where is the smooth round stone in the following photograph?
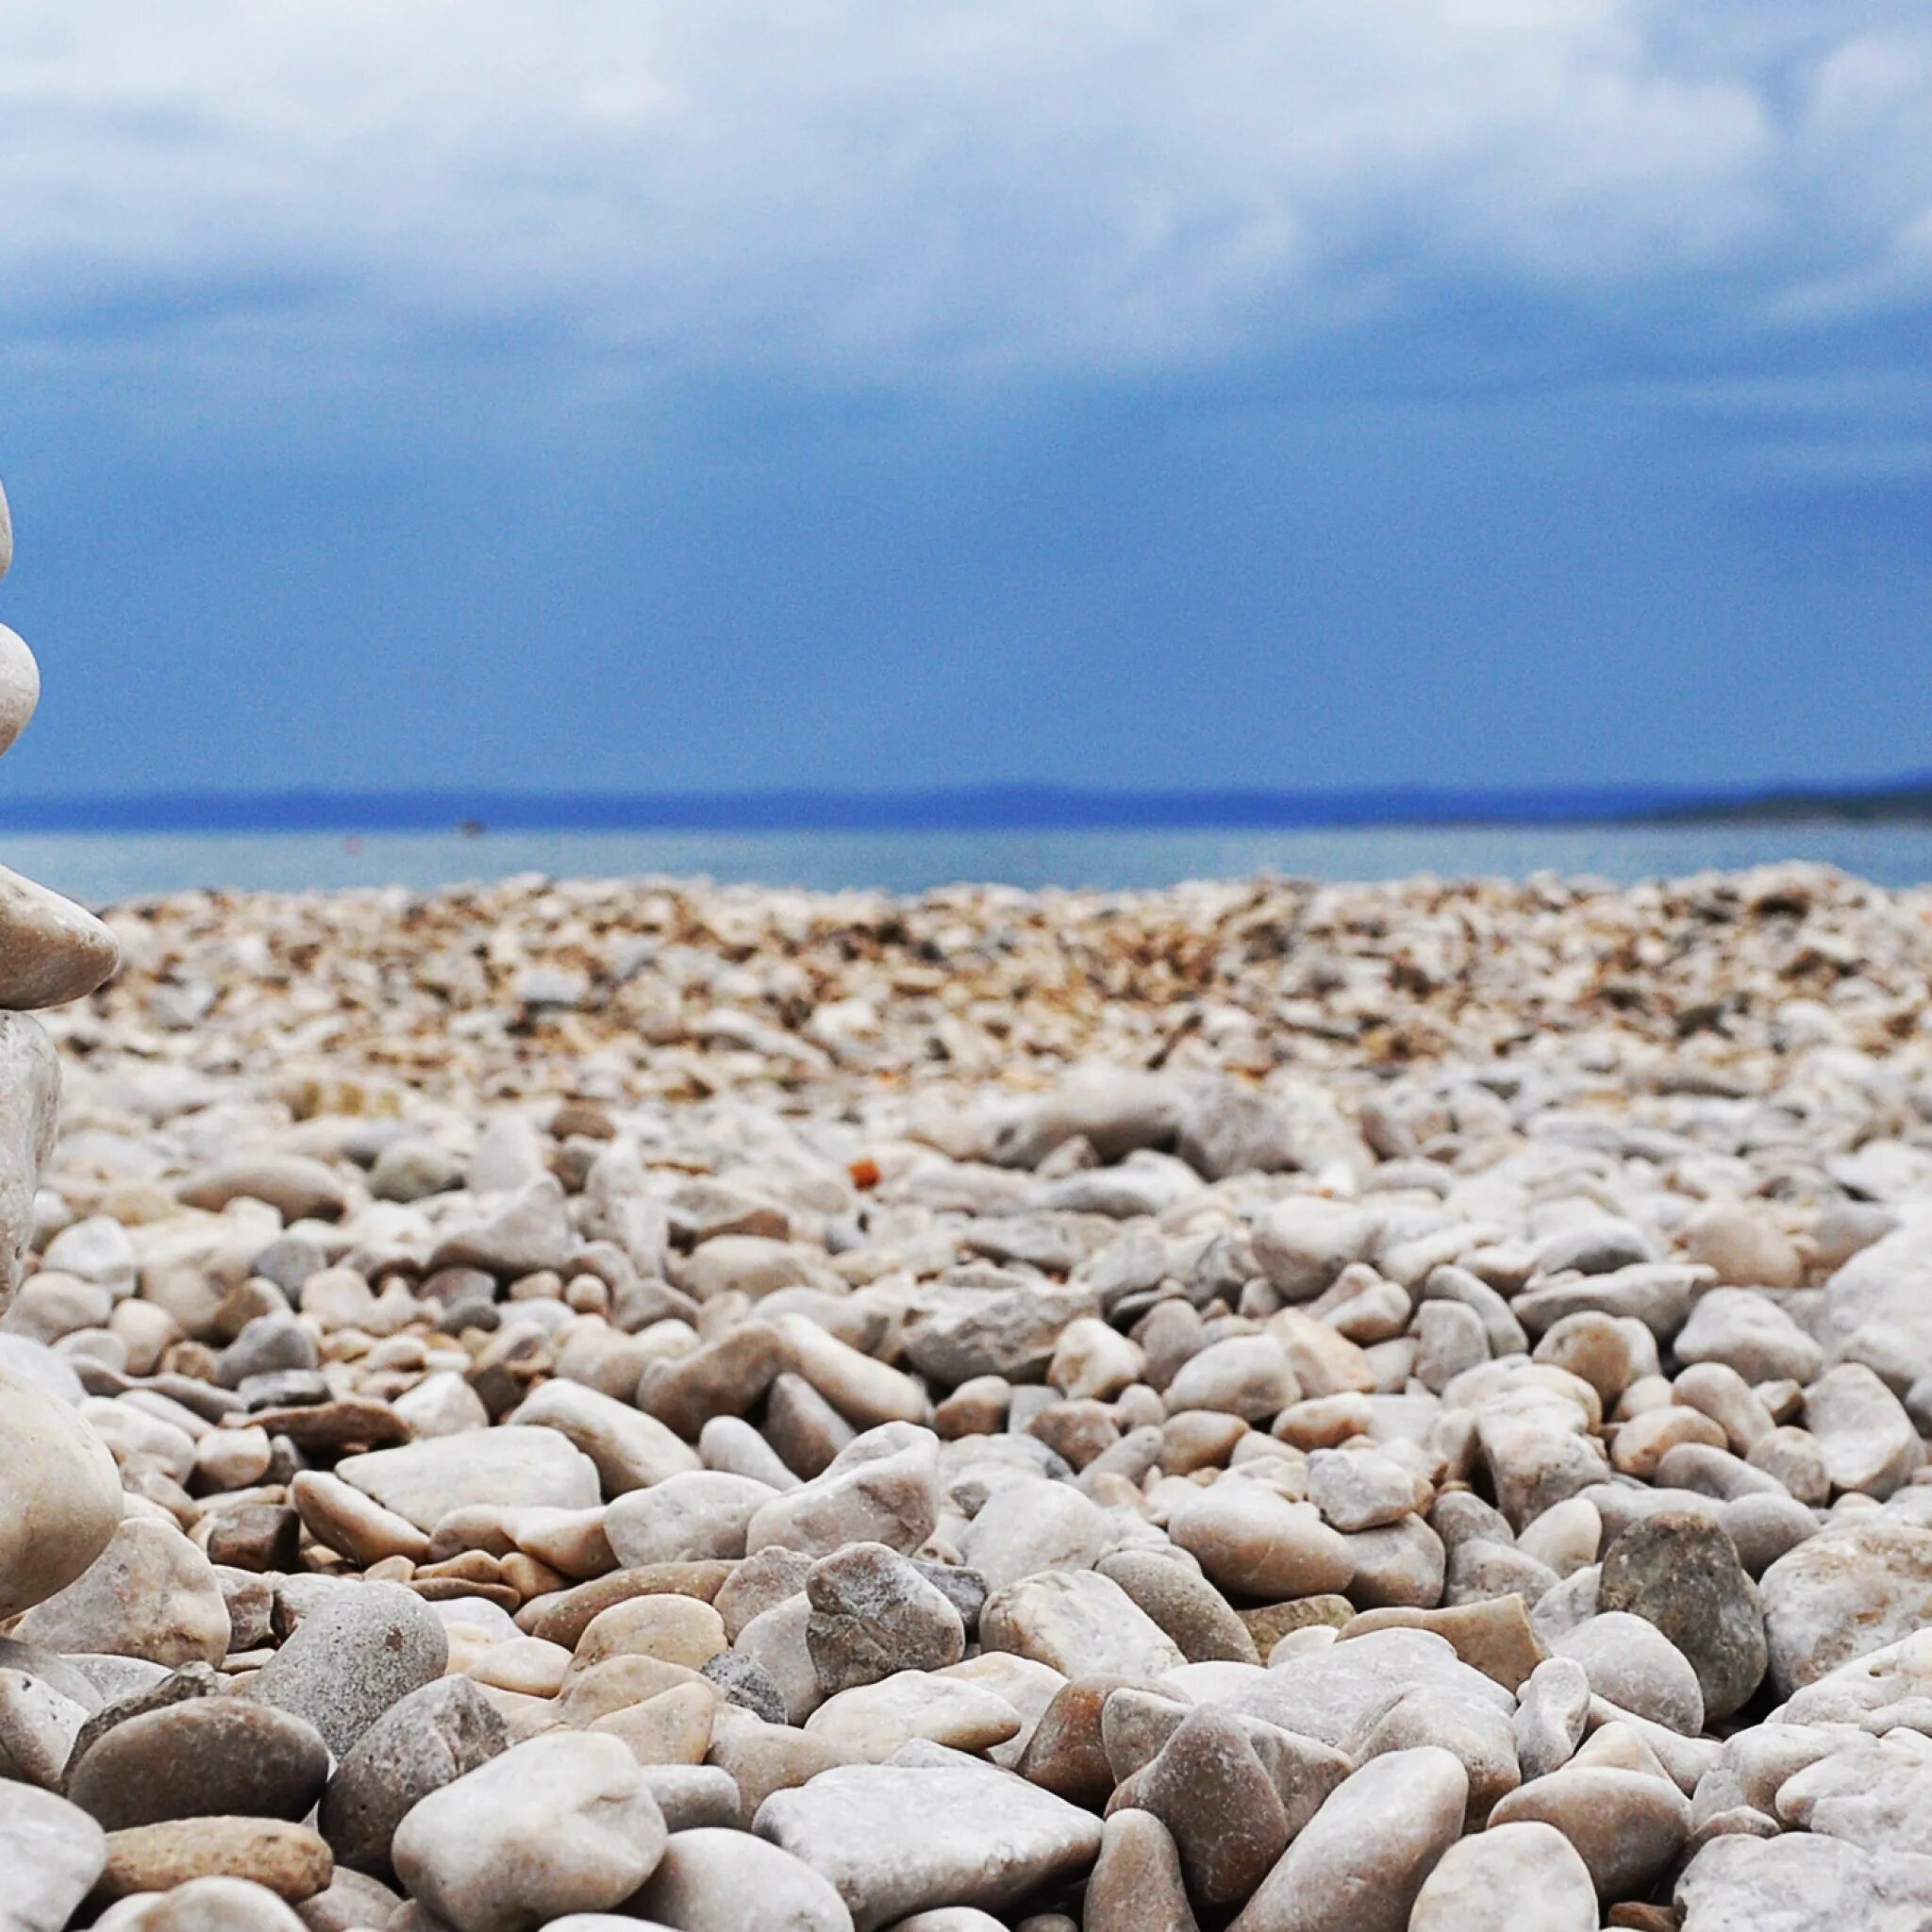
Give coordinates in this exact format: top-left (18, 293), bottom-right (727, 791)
top-left (67, 1698), bottom-right (328, 1831)
top-left (1598, 1510), bottom-right (1767, 1720)
top-left (0, 863), bottom-right (121, 1010)
top-left (391, 1730), bottom-right (667, 1932)
top-left (319, 1675), bottom-right (508, 1878)
top-left (1095, 1548), bottom-right (1258, 1663)
top-left (0, 624), bottom-right (39, 758)
top-left (634, 1826), bottom-right (852, 1932)
top-left (246, 1580), bottom-right (447, 1757)
top-left (1168, 1483), bottom-right (1356, 1599)
top-left (1490, 1766), bottom-right (1690, 1899)
top-left (0, 1782), bottom-right (107, 1932)
top-left (1407, 1821), bottom-right (1597, 1930)
top-left (1553, 1612), bottom-right (1704, 1735)
top-left (0, 1372), bottom-right (123, 1618)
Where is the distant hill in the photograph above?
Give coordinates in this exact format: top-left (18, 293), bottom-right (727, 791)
top-left (0, 776), bottom-right (1929, 834)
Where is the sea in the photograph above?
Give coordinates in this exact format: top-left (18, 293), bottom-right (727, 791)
top-left (12, 822), bottom-right (1932, 904)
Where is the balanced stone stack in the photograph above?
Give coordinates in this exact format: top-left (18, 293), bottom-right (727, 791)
top-left (0, 469), bottom-right (132, 1926)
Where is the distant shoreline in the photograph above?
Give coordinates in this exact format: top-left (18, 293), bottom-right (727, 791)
top-left (3, 777), bottom-right (1931, 836)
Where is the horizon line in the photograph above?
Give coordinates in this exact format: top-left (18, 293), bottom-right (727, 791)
top-left (2, 774), bottom-right (1931, 835)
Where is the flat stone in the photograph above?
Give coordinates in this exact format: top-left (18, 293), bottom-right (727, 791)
top-left (179, 1158), bottom-right (347, 1224)
top-left (246, 1581), bottom-right (448, 1757)
top-left (0, 1782), bottom-right (107, 1932)
top-left (0, 864), bottom-right (120, 1011)
top-left (338, 1427), bottom-right (601, 1531)
top-left (1228, 1746), bottom-right (1468, 1932)
top-left (97, 1817), bottom-right (332, 1903)
top-left (805, 1670), bottom-right (1021, 1762)
top-left (67, 1698), bottom-right (329, 1831)
top-left (755, 1748), bottom-right (1104, 1932)
top-left (320, 1675), bottom-right (508, 1878)
top-left (604, 1471), bottom-right (781, 1568)
top-left (1337, 1596), bottom-right (1545, 1691)
top-left (391, 1731), bottom-right (667, 1932)
top-left (290, 1470), bottom-right (431, 1565)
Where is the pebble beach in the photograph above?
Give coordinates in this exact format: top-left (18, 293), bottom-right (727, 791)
top-left (2, 859), bottom-right (1932, 1930)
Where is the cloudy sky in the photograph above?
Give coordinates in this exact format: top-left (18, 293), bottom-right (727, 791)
top-left (1, 1), bottom-right (1928, 803)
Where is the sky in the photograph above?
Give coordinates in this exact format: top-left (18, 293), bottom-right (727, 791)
top-left (0, 1), bottom-right (1928, 807)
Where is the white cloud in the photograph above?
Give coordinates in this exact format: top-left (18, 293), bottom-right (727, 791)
top-left (0, 0), bottom-right (1924, 385)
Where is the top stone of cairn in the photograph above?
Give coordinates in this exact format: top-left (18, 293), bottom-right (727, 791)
top-left (0, 472), bottom-right (120, 1008)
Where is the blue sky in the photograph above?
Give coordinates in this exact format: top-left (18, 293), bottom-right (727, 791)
top-left (0, 1), bottom-right (1928, 803)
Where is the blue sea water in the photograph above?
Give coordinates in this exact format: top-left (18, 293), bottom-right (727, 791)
top-left (10, 823), bottom-right (1932, 904)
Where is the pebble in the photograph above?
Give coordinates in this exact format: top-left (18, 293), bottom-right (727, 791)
top-left (336, 1428), bottom-right (603, 1531)
top-left (66, 1697), bottom-right (330, 1830)
top-left (96, 1816), bottom-right (333, 1903)
top-left (637, 1826), bottom-right (853, 1931)
top-left (11, 1517), bottom-right (229, 1666)
top-left (1228, 1745), bottom-right (1467, 1932)
top-left (245, 1580), bottom-right (448, 1756)
top-left (0, 1782), bottom-right (108, 1932)
top-left (1082, 1807), bottom-right (1196, 1932)
top-left (807, 1541), bottom-right (965, 1692)
top-left (754, 1749), bottom-right (1104, 1931)
top-left (1407, 1819), bottom-right (1597, 1930)
top-left (1596, 1509), bottom-right (1767, 1720)
top-left (391, 1731), bottom-right (667, 1932)
top-left (981, 1571), bottom-right (1186, 1678)
top-left (319, 1674), bottom-right (508, 1877)
top-left (1489, 1765), bottom-right (1690, 1898)
top-left (0, 1374), bottom-right (124, 1619)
